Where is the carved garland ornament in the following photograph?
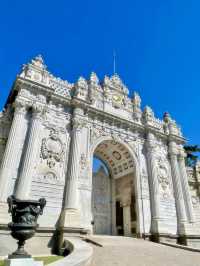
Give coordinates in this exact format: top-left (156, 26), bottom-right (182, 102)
top-left (191, 196), bottom-right (200, 207)
top-left (80, 153), bottom-right (88, 170)
top-left (40, 129), bottom-right (65, 168)
top-left (157, 157), bottom-right (171, 199)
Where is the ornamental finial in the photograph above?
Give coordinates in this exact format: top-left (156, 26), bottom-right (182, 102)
top-left (132, 92), bottom-right (141, 108)
top-left (90, 72), bottom-right (99, 84)
top-left (163, 112), bottom-right (171, 123)
top-left (31, 54), bottom-right (46, 69)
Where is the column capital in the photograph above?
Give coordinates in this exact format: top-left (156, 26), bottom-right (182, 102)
top-left (168, 141), bottom-right (179, 156)
top-left (120, 199), bottom-right (131, 208)
top-left (145, 134), bottom-right (157, 154)
top-left (13, 100), bottom-right (28, 115)
top-left (32, 103), bottom-right (44, 120)
top-left (146, 141), bottom-right (156, 154)
top-left (72, 117), bottom-right (86, 131)
top-left (73, 107), bottom-right (84, 116)
top-left (147, 131), bottom-right (155, 141)
top-left (120, 191), bottom-right (131, 207)
top-left (178, 147), bottom-right (187, 160)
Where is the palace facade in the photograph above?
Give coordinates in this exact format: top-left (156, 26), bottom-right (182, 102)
top-left (0, 55), bottom-right (200, 253)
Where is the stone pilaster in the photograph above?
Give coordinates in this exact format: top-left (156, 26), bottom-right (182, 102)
top-left (122, 203), bottom-right (132, 237)
top-left (169, 141), bottom-right (187, 235)
top-left (121, 189), bottom-right (132, 237)
top-left (14, 104), bottom-right (43, 200)
top-left (0, 101), bottom-right (27, 202)
top-left (145, 133), bottom-right (160, 237)
top-left (111, 178), bottom-right (117, 235)
top-left (60, 108), bottom-right (84, 228)
top-left (178, 148), bottom-right (195, 223)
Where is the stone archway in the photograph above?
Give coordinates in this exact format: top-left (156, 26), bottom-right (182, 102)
top-left (91, 138), bottom-right (140, 236)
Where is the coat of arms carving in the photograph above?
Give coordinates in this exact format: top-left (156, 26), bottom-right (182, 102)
top-left (40, 128), bottom-right (65, 168)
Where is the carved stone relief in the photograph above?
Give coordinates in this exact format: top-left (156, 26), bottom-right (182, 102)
top-left (189, 185), bottom-right (200, 208)
top-left (192, 195), bottom-right (200, 207)
top-left (80, 153), bottom-right (89, 170)
top-left (35, 171), bottom-right (61, 185)
top-left (156, 157), bottom-right (171, 199)
top-left (40, 128), bottom-right (65, 168)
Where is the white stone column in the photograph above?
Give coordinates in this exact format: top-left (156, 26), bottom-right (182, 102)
top-left (14, 104), bottom-right (43, 200)
top-left (0, 101), bottom-right (27, 202)
top-left (111, 178), bottom-right (117, 235)
top-left (178, 148), bottom-right (195, 223)
top-left (145, 133), bottom-right (160, 235)
top-left (64, 123), bottom-right (81, 209)
top-left (122, 204), bottom-right (132, 237)
top-left (169, 141), bottom-right (187, 234)
top-left (61, 108), bottom-right (84, 228)
top-left (121, 187), bottom-right (132, 237)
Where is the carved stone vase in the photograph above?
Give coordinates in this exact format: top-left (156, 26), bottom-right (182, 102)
top-left (7, 195), bottom-right (46, 259)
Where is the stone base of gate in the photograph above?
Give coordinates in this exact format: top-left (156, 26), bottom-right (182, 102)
top-left (0, 202), bottom-right (10, 225)
top-left (59, 209), bottom-right (81, 229)
top-left (148, 232), bottom-right (200, 248)
top-left (149, 233), bottom-right (178, 244)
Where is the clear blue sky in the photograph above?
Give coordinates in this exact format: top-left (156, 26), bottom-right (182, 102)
top-left (0, 0), bottom-right (199, 146)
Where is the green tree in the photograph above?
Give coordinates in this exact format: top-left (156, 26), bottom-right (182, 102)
top-left (184, 145), bottom-right (200, 167)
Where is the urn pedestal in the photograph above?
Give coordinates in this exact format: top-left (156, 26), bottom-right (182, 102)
top-left (5, 195), bottom-right (46, 265)
top-left (5, 258), bottom-right (43, 266)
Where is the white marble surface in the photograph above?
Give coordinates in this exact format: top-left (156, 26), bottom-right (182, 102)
top-left (0, 55), bottom-right (199, 249)
top-left (5, 258), bottom-right (43, 266)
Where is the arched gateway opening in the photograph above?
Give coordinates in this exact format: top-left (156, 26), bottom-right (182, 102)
top-left (92, 139), bottom-right (138, 236)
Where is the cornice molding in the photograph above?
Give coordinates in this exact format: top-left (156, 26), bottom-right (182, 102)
top-left (5, 63), bottom-right (185, 145)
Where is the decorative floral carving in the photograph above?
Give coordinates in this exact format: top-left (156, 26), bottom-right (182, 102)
top-left (102, 74), bottom-right (129, 108)
top-left (40, 129), bottom-right (65, 168)
top-left (72, 118), bottom-right (87, 131)
top-left (35, 171), bottom-right (62, 184)
top-left (126, 139), bottom-right (139, 157)
top-left (80, 153), bottom-right (88, 170)
top-left (90, 127), bottom-right (108, 144)
top-left (157, 157), bottom-right (171, 198)
top-left (112, 151), bottom-right (122, 160)
top-left (191, 196), bottom-right (200, 207)
top-left (74, 77), bottom-right (88, 99)
top-left (44, 172), bottom-right (58, 182)
top-left (163, 112), bottom-right (182, 136)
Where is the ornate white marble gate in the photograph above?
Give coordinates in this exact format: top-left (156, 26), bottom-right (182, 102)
top-left (0, 56), bottom-right (199, 252)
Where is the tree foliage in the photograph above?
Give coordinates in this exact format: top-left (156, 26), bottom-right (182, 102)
top-left (184, 145), bottom-right (200, 167)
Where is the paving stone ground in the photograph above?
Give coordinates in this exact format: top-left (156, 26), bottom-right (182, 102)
top-left (89, 235), bottom-right (200, 266)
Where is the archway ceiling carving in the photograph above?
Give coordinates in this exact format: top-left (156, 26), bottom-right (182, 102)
top-left (94, 140), bottom-right (134, 178)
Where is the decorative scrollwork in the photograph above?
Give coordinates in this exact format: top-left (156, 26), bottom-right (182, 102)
top-left (40, 128), bottom-right (65, 168)
top-left (80, 153), bottom-right (88, 170)
top-left (157, 157), bottom-right (171, 198)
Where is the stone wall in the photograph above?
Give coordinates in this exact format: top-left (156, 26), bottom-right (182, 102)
top-left (187, 162), bottom-right (200, 222)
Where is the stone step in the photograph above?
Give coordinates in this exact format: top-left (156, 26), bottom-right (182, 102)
top-left (90, 236), bottom-right (200, 266)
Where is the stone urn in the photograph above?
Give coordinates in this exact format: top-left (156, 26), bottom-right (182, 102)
top-left (7, 195), bottom-right (46, 259)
